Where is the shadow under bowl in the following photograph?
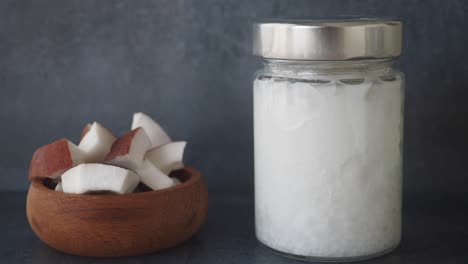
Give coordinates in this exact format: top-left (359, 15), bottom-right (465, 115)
top-left (26, 167), bottom-right (208, 257)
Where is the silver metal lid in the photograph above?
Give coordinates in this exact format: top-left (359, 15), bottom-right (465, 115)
top-left (253, 18), bottom-right (403, 61)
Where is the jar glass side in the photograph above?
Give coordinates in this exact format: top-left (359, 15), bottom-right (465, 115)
top-left (253, 59), bottom-right (404, 261)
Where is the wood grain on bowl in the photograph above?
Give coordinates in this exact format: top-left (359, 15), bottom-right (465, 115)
top-left (26, 167), bottom-right (208, 257)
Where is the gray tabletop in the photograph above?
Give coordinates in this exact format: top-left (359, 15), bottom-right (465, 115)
top-left (2, 189), bottom-right (467, 264)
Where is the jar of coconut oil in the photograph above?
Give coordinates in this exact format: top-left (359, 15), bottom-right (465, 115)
top-left (253, 19), bottom-right (404, 262)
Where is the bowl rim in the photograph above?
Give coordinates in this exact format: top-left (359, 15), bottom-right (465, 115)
top-left (29, 167), bottom-right (202, 198)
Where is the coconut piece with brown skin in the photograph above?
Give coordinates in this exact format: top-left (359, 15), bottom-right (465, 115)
top-left (104, 127), bottom-right (152, 171)
top-left (80, 123), bottom-right (92, 140)
top-left (29, 138), bottom-right (88, 181)
top-left (78, 122), bottom-right (117, 163)
top-left (131, 112), bottom-right (171, 148)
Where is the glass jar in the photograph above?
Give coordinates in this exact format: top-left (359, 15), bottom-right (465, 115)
top-left (253, 19), bottom-right (404, 262)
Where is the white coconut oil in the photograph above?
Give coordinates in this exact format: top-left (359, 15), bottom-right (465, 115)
top-left (254, 61), bottom-right (403, 260)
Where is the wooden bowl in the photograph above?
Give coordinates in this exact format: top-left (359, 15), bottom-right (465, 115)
top-left (26, 167), bottom-right (208, 257)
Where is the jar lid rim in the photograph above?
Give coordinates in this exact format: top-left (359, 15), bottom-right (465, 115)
top-left (253, 18), bottom-right (403, 61)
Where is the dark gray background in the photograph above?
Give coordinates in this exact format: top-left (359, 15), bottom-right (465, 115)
top-left (0, 0), bottom-right (467, 194)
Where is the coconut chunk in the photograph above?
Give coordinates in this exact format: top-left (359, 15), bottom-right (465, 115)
top-left (80, 123), bottom-right (92, 140)
top-left (145, 141), bottom-right (186, 174)
top-left (78, 122), bottom-right (117, 163)
top-left (105, 128), bottom-right (152, 171)
top-left (29, 138), bottom-right (88, 180)
top-left (131, 112), bottom-right (171, 148)
top-left (137, 160), bottom-right (176, 190)
top-left (61, 163), bottom-right (140, 194)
